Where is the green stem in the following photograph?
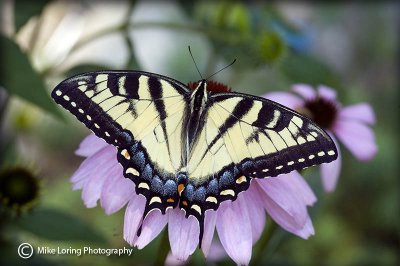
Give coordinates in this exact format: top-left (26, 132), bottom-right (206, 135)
top-left (123, 0), bottom-right (137, 70)
top-left (27, 4), bottom-right (46, 56)
top-left (251, 220), bottom-right (278, 266)
top-left (71, 22), bottom-right (201, 54)
top-left (71, 21), bottom-right (252, 56)
top-left (153, 230), bottom-right (170, 266)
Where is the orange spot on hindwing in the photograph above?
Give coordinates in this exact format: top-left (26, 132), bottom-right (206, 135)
top-left (178, 184), bottom-right (185, 196)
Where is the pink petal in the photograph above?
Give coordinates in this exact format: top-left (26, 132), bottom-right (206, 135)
top-left (134, 209), bottom-right (168, 249)
top-left (339, 103), bottom-right (376, 125)
top-left (280, 171), bottom-right (317, 206)
top-left (320, 134), bottom-right (342, 192)
top-left (70, 145), bottom-right (116, 184)
top-left (168, 209), bottom-right (199, 261)
top-left (256, 174), bottom-right (316, 239)
top-left (243, 185), bottom-right (266, 244)
top-left (263, 92), bottom-right (304, 109)
top-left (100, 164), bottom-right (135, 214)
top-left (292, 84), bottom-right (316, 100)
top-left (206, 240), bottom-right (228, 262)
top-left (318, 85), bottom-right (337, 100)
top-left (81, 165), bottom-right (113, 208)
top-left (334, 120), bottom-right (377, 161)
top-left (257, 176), bottom-right (307, 227)
top-left (290, 215), bottom-right (315, 239)
top-left (216, 197), bottom-right (252, 266)
top-left (124, 194), bottom-right (146, 246)
top-left (75, 133), bottom-right (108, 157)
top-left (71, 178), bottom-right (87, 191)
top-left (165, 252), bottom-right (186, 266)
top-left (201, 210), bottom-right (217, 258)
top-left (80, 147), bottom-right (119, 208)
top-left (259, 181), bottom-right (314, 239)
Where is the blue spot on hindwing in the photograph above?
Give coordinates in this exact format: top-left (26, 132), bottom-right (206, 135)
top-left (194, 187), bottom-right (206, 202)
top-left (132, 151), bottom-right (145, 169)
top-left (183, 184), bottom-right (195, 201)
top-left (142, 164), bottom-right (153, 181)
top-left (233, 166), bottom-right (240, 177)
top-left (164, 180), bottom-right (177, 196)
top-left (241, 160), bottom-right (254, 173)
top-left (129, 142), bottom-right (139, 154)
top-left (206, 179), bottom-right (218, 195)
top-left (219, 171), bottom-right (234, 189)
top-left (150, 176), bottom-right (163, 193)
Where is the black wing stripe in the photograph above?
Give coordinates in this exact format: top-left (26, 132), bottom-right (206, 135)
top-left (125, 74), bottom-right (140, 98)
top-left (148, 77), bottom-right (168, 123)
top-left (205, 99), bottom-right (254, 156)
top-left (106, 74), bottom-right (118, 95)
top-left (95, 72), bottom-right (151, 99)
top-left (148, 77), bottom-right (172, 154)
top-left (252, 101), bottom-right (277, 128)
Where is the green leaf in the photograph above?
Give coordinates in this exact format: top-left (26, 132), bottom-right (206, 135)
top-left (279, 54), bottom-right (341, 88)
top-left (14, 0), bottom-right (51, 31)
top-left (16, 208), bottom-right (107, 243)
top-left (0, 35), bottom-right (63, 119)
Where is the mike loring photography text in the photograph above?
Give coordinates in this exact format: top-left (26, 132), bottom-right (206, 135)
top-left (36, 246), bottom-right (133, 257)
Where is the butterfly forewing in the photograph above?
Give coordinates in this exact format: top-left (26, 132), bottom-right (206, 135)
top-left (181, 94), bottom-right (337, 216)
top-left (52, 71), bottom-right (191, 214)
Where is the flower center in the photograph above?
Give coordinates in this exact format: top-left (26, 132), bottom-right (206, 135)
top-left (302, 97), bottom-right (338, 129)
top-left (187, 80), bottom-right (231, 93)
top-left (0, 168), bottom-right (39, 210)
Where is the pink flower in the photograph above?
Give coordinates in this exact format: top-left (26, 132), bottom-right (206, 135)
top-left (264, 84), bottom-right (377, 192)
top-left (72, 133), bottom-right (318, 265)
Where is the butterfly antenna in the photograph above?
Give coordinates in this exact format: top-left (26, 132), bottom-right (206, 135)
top-left (206, 59), bottom-right (236, 80)
top-left (188, 46), bottom-right (203, 80)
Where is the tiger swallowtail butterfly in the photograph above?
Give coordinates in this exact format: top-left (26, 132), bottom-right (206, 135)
top-left (52, 70), bottom-right (337, 246)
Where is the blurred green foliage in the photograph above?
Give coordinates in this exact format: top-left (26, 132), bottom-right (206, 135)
top-left (0, 1), bottom-right (398, 266)
top-left (0, 36), bottom-right (63, 119)
top-left (14, 0), bottom-right (50, 31)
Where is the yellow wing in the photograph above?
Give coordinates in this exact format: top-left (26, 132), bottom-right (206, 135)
top-left (52, 71), bottom-right (190, 215)
top-left (181, 94), bottom-right (338, 217)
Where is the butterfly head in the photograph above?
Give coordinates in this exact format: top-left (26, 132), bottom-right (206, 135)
top-left (187, 80), bottom-right (232, 93)
top-left (187, 45), bottom-right (234, 94)
top-left (190, 80), bottom-right (209, 111)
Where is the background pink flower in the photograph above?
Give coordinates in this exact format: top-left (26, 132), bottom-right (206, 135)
top-left (264, 84), bottom-right (377, 192)
top-left (72, 133), bottom-right (318, 265)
